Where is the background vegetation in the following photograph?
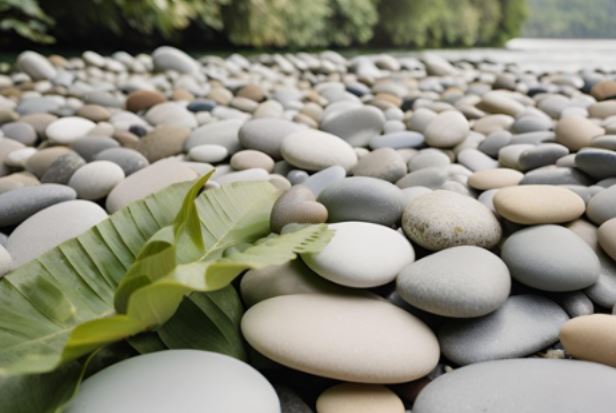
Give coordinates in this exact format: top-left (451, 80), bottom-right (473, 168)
top-left (0, 0), bottom-right (527, 50)
top-left (523, 0), bottom-right (616, 38)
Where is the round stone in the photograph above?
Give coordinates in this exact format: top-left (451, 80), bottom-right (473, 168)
top-left (41, 153), bottom-right (86, 184)
top-left (0, 184), bottom-right (77, 227)
top-left (238, 118), bottom-right (304, 159)
top-left (105, 159), bottom-right (196, 213)
top-left (70, 136), bottom-right (119, 161)
top-left (302, 222), bottom-right (414, 288)
top-left (17, 51), bottom-right (56, 80)
top-left (560, 314), bottom-right (616, 368)
top-left (26, 147), bottom-right (76, 178)
top-left (320, 106), bottom-right (385, 146)
top-left (575, 148), bottom-right (616, 180)
top-left (439, 294), bottom-right (568, 365)
top-left (66, 350), bottom-right (279, 413)
top-left (351, 148), bottom-right (406, 183)
top-left (125, 90), bottom-right (166, 112)
top-left (135, 125), bottom-right (190, 162)
top-left (230, 150), bottom-right (274, 172)
top-left (369, 131), bottom-right (424, 150)
top-left (587, 185), bottom-right (616, 225)
top-left (598, 218), bottom-right (616, 261)
top-left (1, 122), bottom-right (37, 145)
top-left (555, 116), bottom-right (604, 151)
top-left (45, 117), bottom-right (97, 144)
top-left (152, 46), bottom-right (199, 74)
top-left (240, 260), bottom-right (343, 307)
top-left (318, 177), bottom-right (405, 227)
top-left (396, 246), bottom-right (511, 318)
top-left (501, 225), bottom-right (600, 291)
top-left (468, 168), bottom-right (523, 190)
top-left (185, 118), bottom-right (244, 153)
top-left (413, 358), bottom-right (616, 413)
top-left (145, 102), bottom-right (197, 129)
top-left (424, 110), bottom-right (470, 148)
top-left (94, 148), bottom-right (149, 176)
top-left (241, 293), bottom-right (439, 383)
top-left (77, 104), bottom-right (110, 122)
top-left (270, 185), bottom-right (328, 233)
top-left (493, 185), bottom-right (586, 224)
top-left (69, 161), bottom-right (125, 200)
top-left (401, 190), bottom-right (502, 251)
top-left (7, 200), bottom-right (107, 266)
top-left (281, 130), bottom-right (357, 172)
top-left (316, 384), bottom-right (404, 413)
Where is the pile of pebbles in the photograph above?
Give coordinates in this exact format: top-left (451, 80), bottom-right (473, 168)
top-left (1, 47), bottom-right (616, 412)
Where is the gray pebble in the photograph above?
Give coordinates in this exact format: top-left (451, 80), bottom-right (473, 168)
top-left (0, 184), bottom-right (77, 227)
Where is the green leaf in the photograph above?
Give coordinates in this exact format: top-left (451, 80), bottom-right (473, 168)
top-left (0, 180), bottom-right (194, 376)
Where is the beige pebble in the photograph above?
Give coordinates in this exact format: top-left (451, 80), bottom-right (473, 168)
top-left (316, 383), bottom-right (405, 413)
top-left (598, 218), bottom-right (616, 261)
top-left (230, 149), bottom-right (275, 172)
top-left (468, 168), bottom-right (523, 190)
top-left (493, 185), bottom-right (585, 224)
top-left (560, 314), bottom-right (616, 368)
top-left (555, 116), bottom-right (604, 151)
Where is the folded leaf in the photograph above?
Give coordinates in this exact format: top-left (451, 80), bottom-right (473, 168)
top-left (0, 180), bottom-right (194, 376)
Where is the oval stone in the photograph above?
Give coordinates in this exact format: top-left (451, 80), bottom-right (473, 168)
top-left (587, 185), bottom-right (616, 225)
top-left (302, 222), bottom-right (414, 288)
top-left (575, 148), bottom-right (616, 179)
top-left (438, 294), bottom-right (568, 365)
top-left (424, 110), bottom-right (470, 148)
top-left (45, 117), bottom-right (97, 144)
top-left (238, 118), bottom-right (304, 159)
top-left (560, 314), bottom-right (616, 367)
top-left (318, 177), bottom-right (405, 227)
top-left (598, 218), bottom-right (616, 261)
top-left (413, 358), bottom-right (616, 413)
top-left (316, 384), bottom-right (404, 413)
top-left (0, 184), bottom-right (77, 227)
top-left (402, 190), bottom-right (502, 251)
top-left (493, 185), bottom-right (585, 224)
top-left (241, 293), bottom-right (439, 383)
top-left (501, 225), bottom-right (600, 291)
top-left (397, 246), bottom-right (510, 318)
top-left (281, 130), bottom-right (357, 172)
top-left (468, 168), bottom-right (523, 190)
top-left (555, 116), bottom-right (604, 151)
top-left (69, 161), bottom-right (125, 200)
top-left (66, 350), bottom-right (279, 413)
top-left (320, 106), bottom-right (385, 146)
top-left (7, 200), bottom-right (107, 266)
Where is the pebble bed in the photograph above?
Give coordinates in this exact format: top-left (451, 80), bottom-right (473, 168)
top-left (2, 47), bottom-right (616, 412)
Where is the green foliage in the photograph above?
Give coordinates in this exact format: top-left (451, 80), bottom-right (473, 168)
top-left (326, 0), bottom-right (379, 46)
top-left (524, 0), bottom-right (614, 38)
top-left (0, 0), bottom-right (54, 43)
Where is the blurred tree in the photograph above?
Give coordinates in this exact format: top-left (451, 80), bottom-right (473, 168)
top-left (0, 0), bottom-right (54, 44)
top-left (325, 0), bottom-right (379, 46)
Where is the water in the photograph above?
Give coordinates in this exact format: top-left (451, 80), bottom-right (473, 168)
top-left (412, 38), bottom-right (616, 73)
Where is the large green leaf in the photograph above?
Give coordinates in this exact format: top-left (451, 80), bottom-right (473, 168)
top-left (0, 180), bottom-right (194, 376)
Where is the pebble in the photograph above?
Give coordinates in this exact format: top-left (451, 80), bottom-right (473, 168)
top-left (45, 117), bottom-right (97, 144)
top-left (66, 350), bottom-right (279, 413)
top-left (468, 168), bottom-right (523, 190)
top-left (77, 104), bottom-right (110, 122)
top-left (145, 102), bottom-right (197, 129)
top-left (413, 358), bottom-right (616, 413)
top-left (302, 165), bottom-right (346, 196)
top-left (230, 150), bottom-right (274, 172)
top-left (318, 177), bottom-right (405, 227)
top-left (586, 185), bottom-right (616, 225)
top-left (94, 148), bottom-right (149, 176)
top-left (126, 90), bottom-right (166, 112)
top-left (401, 190), bottom-right (501, 251)
top-left (135, 125), bottom-right (190, 162)
top-left (598, 218), bottom-right (616, 261)
top-left (560, 314), bottom-right (616, 367)
top-left (302, 222), bottom-right (414, 288)
top-left (0, 184), bottom-right (77, 227)
top-left (439, 294), bottom-right (568, 365)
top-left (424, 110), bottom-right (470, 148)
top-left (185, 118), bottom-right (244, 152)
top-left (555, 116), bottom-right (605, 151)
top-left (575, 148), bottom-right (616, 179)
top-left (70, 136), bottom-right (120, 161)
top-left (1, 122), bottom-right (37, 145)
top-left (517, 143), bottom-right (569, 171)
top-left (321, 106), bottom-right (384, 146)
top-left (316, 384), bottom-right (404, 413)
top-left (16, 51), bottom-right (56, 80)
top-left (152, 46), bottom-right (200, 74)
top-left (270, 185), bottom-right (328, 233)
top-left (105, 159), bottom-right (196, 213)
top-left (69, 161), bottom-right (125, 200)
top-left (238, 118), bottom-right (304, 158)
top-left (501, 225), bottom-right (600, 291)
top-left (369, 131), bottom-right (424, 149)
top-left (7, 200), bottom-right (107, 266)
top-left (281, 130), bottom-right (357, 172)
top-left (240, 260), bottom-right (342, 307)
top-left (351, 147), bottom-right (406, 183)
top-left (40, 153), bottom-right (86, 184)
top-left (493, 185), bottom-right (585, 224)
top-left (396, 246), bottom-right (510, 318)
top-left (241, 293), bottom-right (439, 383)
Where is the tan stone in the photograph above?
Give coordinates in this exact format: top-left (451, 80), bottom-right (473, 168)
top-left (77, 104), bottom-right (110, 122)
top-left (561, 314), bottom-right (616, 368)
top-left (468, 168), bottom-right (524, 190)
top-left (125, 90), bottom-right (165, 112)
top-left (591, 80), bottom-right (616, 101)
top-left (555, 116), bottom-right (604, 150)
top-left (25, 146), bottom-right (73, 178)
top-left (237, 83), bottom-right (265, 102)
top-left (316, 383), bottom-right (405, 413)
top-left (598, 218), bottom-right (616, 262)
top-left (493, 185), bottom-right (585, 225)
